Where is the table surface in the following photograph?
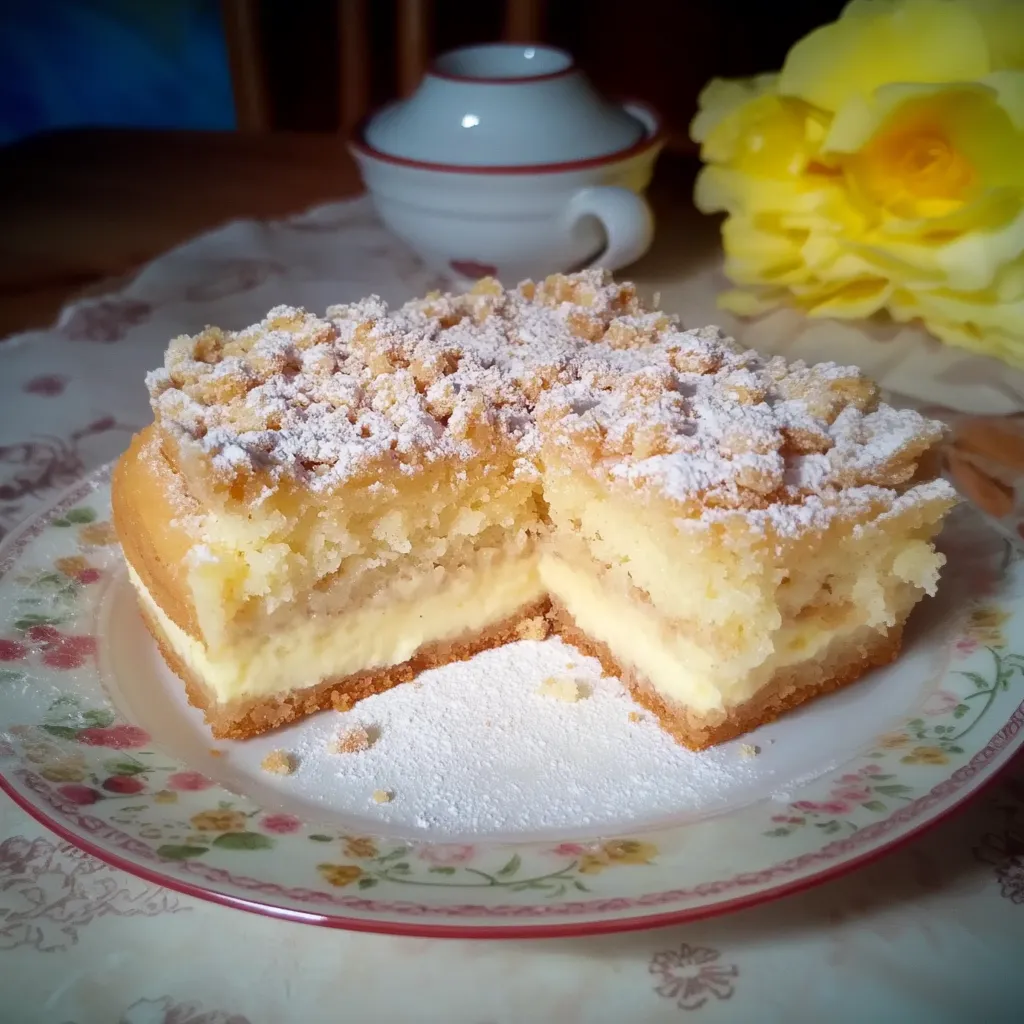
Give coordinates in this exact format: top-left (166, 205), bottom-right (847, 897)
top-left (0, 129), bottom-right (712, 341)
top-left (0, 129), bottom-right (365, 339)
top-left (2, 128), bottom-right (1024, 1023)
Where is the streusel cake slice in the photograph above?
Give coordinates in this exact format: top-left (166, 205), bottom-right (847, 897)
top-left (112, 271), bottom-right (956, 747)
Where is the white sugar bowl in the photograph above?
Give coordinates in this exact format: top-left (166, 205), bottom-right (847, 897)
top-left (350, 44), bottom-right (664, 284)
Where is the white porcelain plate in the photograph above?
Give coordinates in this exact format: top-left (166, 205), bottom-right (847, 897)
top-left (1, 467), bottom-right (1022, 937)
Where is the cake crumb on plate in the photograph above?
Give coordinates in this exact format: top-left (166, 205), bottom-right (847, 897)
top-left (372, 789), bottom-right (393, 804)
top-left (333, 725), bottom-right (375, 754)
top-left (738, 743), bottom-right (761, 759)
top-left (538, 676), bottom-right (583, 702)
top-left (261, 750), bottom-right (296, 775)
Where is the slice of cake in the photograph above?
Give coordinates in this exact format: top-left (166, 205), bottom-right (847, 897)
top-left (112, 271), bottom-right (956, 748)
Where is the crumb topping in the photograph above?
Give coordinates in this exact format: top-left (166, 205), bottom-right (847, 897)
top-left (148, 270), bottom-right (954, 534)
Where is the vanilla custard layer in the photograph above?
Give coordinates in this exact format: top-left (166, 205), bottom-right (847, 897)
top-left (128, 560), bottom-right (544, 703)
top-left (133, 524), bottom-right (936, 714)
top-left (538, 552), bottom-right (925, 714)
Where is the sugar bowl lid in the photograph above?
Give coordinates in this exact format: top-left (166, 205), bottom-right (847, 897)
top-left (361, 44), bottom-right (654, 169)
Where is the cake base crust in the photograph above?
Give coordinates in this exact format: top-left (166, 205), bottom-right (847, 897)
top-left (138, 600), bottom-right (552, 740)
top-left (546, 601), bottom-right (904, 750)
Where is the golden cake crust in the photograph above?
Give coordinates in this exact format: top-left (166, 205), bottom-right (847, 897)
top-left (113, 426), bottom-right (202, 641)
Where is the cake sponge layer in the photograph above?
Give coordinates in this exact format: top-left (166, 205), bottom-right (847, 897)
top-left (115, 425), bottom-right (545, 652)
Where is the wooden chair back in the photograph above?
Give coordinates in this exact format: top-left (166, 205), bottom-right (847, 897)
top-left (221, 0), bottom-right (547, 134)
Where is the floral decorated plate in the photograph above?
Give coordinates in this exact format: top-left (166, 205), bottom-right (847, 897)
top-left (1, 467), bottom-right (1023, 938)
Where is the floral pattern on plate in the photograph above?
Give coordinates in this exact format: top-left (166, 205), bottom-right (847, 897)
top-left (1, 468), bottom-right (1024, 935)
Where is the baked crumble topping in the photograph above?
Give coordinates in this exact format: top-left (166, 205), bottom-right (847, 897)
top-left (147, 270), bottom-right (953, 534)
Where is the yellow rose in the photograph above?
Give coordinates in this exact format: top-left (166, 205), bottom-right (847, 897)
top-left (692, 0), bottom-right (1024, 365)
top-left (779, 0), bottom-right (1023, 112)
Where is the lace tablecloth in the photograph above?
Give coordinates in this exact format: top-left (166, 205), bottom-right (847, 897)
top-left (1, 198), bottom-right (1022, 1023)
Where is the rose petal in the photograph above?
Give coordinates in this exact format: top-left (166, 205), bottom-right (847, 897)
top-left (779, 1), bottom-right (989, 113)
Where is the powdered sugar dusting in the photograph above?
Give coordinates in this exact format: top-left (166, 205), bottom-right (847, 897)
top-left (286, 637), bottom-right (759, 835)
top-left (144, 270), bottom-right (955, 531)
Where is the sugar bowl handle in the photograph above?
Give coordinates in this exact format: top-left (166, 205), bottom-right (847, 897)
top-left (568, 186), bottom-right (654, 273)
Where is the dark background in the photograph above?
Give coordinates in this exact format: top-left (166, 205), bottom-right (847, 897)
top-left (1, 0), bottom-right (847, 149)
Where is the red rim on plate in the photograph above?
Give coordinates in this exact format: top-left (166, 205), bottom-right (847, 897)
top-left (1, 469), bottom-right (1021, 938)
top-left (1, 732), bottom-right (1018, 939)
